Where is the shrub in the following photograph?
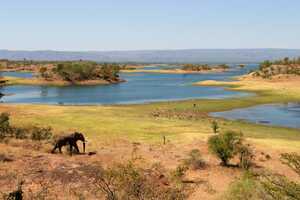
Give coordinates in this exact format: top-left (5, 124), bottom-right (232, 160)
top-left (260, 173), bottom-right (300, 200)
top-left (258, 153), bottom-right (300, 199)
top-left (281, 153), bottom-right (300, 175)
top-left (12, 127), bottom-right (28, 139)
top-left (183, 149), bottom-right (206, 170)
top-left (93, 161), bottom-right (187, 200)
top-left (0, 112), bottom-right (10, 139)
top-left (224, 172), bottom-right (263, 200)
top-left (211, 120), bottom-right (219, 134)
top-left (170, 164), bottom-right (188, 182)
top-left (226, 153), bottom-right (300, 200)
top-left (3, 181), bottom-right (24, 200)
top-left (238, 144), bottom-right (254, 170)
top-left (31, 126), bottom-right (52, 141)
top-left (208, 131), bottom-right (243, 166)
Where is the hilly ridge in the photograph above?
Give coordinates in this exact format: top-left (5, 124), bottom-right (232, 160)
top-left (1, 49), bottom-right (300, 63)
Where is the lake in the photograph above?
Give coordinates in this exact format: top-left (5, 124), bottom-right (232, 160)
top-left (211, 103), bottom-right (300, 129)
top-left (0, 64), bottom-right (257, 105)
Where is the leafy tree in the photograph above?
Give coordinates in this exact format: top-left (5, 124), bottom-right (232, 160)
top-left (0, 112), bottom-right (10, 139)
top-left (259, 60), bottom-right (272, 71)
top-left (211, 120), bottom-right (219, 134)
top-left (208, 131), bottom-right (243, 166)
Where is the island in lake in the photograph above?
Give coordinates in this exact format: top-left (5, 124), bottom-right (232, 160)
top-left (121, 63), bottom-right (231, 74)
top-left (0, 60), bottom-right (125, 86)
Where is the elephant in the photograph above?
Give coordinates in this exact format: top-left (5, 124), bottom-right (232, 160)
top-left (51, 132), bottom-right (85, 155)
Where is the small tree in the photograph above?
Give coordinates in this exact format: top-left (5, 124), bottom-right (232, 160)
top-left (208, 131), bottom-right (243, 166)
top-left (39, 67), bottom-right (48, 78)
top-left (0, 112), bottom-right (10, 139)
top-left (211, 120), bottom-right (219, 134)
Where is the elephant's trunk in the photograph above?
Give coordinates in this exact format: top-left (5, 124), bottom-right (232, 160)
top-left (83, 141), bottom-right (86, 153)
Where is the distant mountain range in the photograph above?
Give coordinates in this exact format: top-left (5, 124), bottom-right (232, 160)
top-left (1, 49), bottom-right (300, 64)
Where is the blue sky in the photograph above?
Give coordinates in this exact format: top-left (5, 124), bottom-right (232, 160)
top-left (1, 0), bottom-right (300, 50)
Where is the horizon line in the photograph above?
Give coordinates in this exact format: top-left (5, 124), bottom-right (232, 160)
top-left (1, 48), bottom-right (300, 52)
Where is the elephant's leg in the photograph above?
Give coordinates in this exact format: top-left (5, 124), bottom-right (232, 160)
top-left (58, 145), bottom-right (63, 153)
top-left (51, 144), bottom-right (58, 153)
top-left (73, 142), bottom-right (80, 153)
top-left (69, 142), bottom-right (73, 155)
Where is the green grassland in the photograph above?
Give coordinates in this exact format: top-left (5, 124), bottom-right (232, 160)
top-left (1, 96), bottom-right (299, 150)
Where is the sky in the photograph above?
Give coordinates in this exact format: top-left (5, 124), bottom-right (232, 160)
top-left (1, 0), bottom-right (300, 51)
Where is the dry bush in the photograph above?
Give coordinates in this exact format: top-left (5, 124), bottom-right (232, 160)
top-left (30, 127), bottom-right (52, 141)
top-left (238, 144), bottom-right (254, 170)
top-left (2, 181), bottom-right (24, 200)
top-left (225, 153), bottom-right (300, 200)
top-left (91, 161), bottom-right (188, 200)
top-left (183, 149), bottom-right (206, 170)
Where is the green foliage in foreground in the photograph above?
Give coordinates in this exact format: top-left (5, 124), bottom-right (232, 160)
top-left (224, 172), bottom-right (262, 200)
top-left (208, 131), bottom-right (243, 166)
top-left (208, 131), bottom-right (254, 169)
top-left (81, 160), bottom-right (188, 200)
top-left (225, 153), bottom-right (300, 200)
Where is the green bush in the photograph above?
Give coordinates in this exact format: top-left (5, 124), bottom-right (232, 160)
top-left (260, 173), bottom-right (300, 200)
top-left (30, 126), bottom-right (52, 141)
top-left (11, 127), bottom-right (28, 139)
top-left (258, 152), bottom-right (300, 199)
top-left (281, 153), bottom-right (300, 175)
top-left (0, 112), bottom-right (10, 139)
top-left (211, 120), bottom-right (219, 134)
top-left (208, 131), bottom-right (243, 166)
top-left (224, 172), bottom-right (263, 200)
top-left (225, 153), bottom-right (300, 200)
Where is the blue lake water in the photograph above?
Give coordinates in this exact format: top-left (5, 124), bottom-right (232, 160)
top-left (2, 71), bottom-right (34, 78)
top-left (211, 103), bottom-right (300, 129)
top-left (0, 64), bottom-right (257, 105)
